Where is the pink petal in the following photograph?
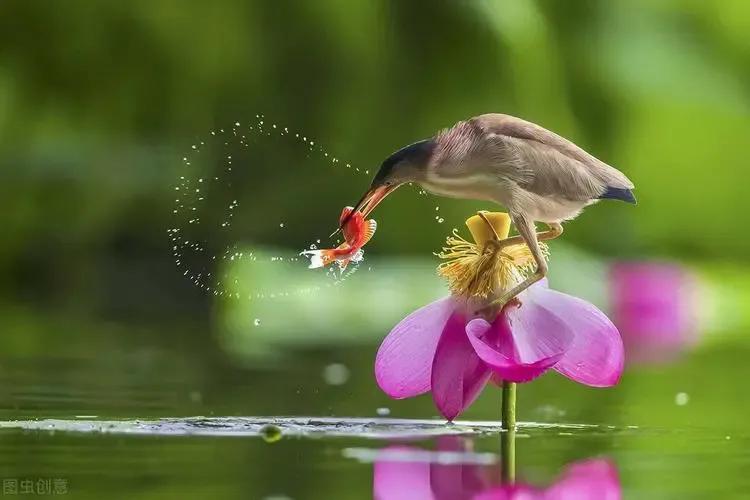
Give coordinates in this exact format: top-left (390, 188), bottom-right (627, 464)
top-left (464, 284), bottom-right (577, 384)
top-left (373, 446), bottom-right (433, 500)
top-left (529, 287), bottom-right (624, 386)
top-left (431, 312), bottom-right (491, 421)
top-left (503, 287), bottom-right (576, 363)
top-left (375, 297), bottom-right (456, 398)
top-left (430, 437), bottom-right (491, 498)
top-left (545, 459), bottom-right (621, 500)
top-left (489, 372), bottom-right (504, 386)
top-left (473, 484), bottom-right (541, 500)
top-left (466, 317), bottom-right (567, 383)
top-left (430, 460), bottom-right (487, 499)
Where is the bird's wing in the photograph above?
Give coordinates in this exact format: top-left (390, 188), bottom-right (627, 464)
top-left (475, 114), bottom-right (634, 192)
top-left (485, 133), bottom-right (605, 201)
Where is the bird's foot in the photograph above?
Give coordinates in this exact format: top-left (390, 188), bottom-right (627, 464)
top-left (474, 271), bottom-right (545, 318)
top-left (474, 294), bottom-right (519, 318)
top-left (482, 238), bottom-right (513, 256)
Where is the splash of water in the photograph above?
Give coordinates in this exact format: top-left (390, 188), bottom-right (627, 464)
top-left (170, 115), bottom-right (452, 302)
top-left (170, 115), bottom-right (373, 302)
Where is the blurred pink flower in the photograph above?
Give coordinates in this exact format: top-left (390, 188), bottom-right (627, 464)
top-left (373, 439), bottom-right (620, 500)
top-left (610, 261), bottom-right (699, 364)
top-left (375, 280), bottom-right (623, 420)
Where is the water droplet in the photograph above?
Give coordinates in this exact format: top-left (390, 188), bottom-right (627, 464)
top-left (675, 392), bottom-right (689, 406)
top-left (322, 363), bottom-right (350, 386)
top-left (376, 407), bottom-right (391, 416)
top-left (189, 391), bottom-right (202, 404)
top-left (260, 424), bottom-right (282, 443)
top-left (437, 217), bottom-right (444, 223)
top-left (191, 144), bottom-right (197, 149)
top-left (235, 121), bottom-right (241, 126)
top-left (279, 222), bottom-right (285, 228)
top-left (254, 318), bottom-right (261, 326)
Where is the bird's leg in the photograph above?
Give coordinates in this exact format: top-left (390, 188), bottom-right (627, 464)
top-left (478, 217), bottom-right (562, 315)
top-left (490, 221), bottom-right (563, 248)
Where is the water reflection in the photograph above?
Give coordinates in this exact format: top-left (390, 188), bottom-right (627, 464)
top-left (370, 436), bottom-right (620, 500)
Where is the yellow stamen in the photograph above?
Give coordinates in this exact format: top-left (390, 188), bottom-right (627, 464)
top-left (437, 211), bottom-right (548, 299)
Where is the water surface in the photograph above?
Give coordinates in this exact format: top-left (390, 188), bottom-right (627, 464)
top-left (1, 332), bottom-right (748, 499)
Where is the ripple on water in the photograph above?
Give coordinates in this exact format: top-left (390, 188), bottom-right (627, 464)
top-left (0, 416), bottom-right (609, 440)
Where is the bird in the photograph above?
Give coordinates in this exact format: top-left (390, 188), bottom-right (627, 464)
top-left (343, 113), bottom-right (635, 313)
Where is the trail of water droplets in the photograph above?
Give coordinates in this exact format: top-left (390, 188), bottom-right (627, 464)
top-left (170, 115), bottom-right (376, 302)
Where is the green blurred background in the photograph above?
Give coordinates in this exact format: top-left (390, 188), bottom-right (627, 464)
top-left (1, 1), bottom-right (749, 498)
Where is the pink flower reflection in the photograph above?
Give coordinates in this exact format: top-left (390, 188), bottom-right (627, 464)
top-left (373, 439), bottom-right (620, 500)
top-left (375, 280), bottom-right (623, 420)
top-left (610, 262), bottom-right (699, 364)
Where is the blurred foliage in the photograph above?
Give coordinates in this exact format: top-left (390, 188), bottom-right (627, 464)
top-left (0, 4), bottom-right (749, 496)
top-left (1, 0), bottom-right (749, 314)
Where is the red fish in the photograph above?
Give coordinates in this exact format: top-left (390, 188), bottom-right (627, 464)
top-left (302, 206), bottom-right (377, 270)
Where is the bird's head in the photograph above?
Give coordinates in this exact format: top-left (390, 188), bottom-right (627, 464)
top-left (341, 139), bottom-right (435, 229)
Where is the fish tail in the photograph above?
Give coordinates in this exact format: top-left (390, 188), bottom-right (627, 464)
top-left (301, 249), bottom-right (335, 269)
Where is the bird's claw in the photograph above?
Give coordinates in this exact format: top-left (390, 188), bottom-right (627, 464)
top-left (475, 296), bottom-right (509, 317)
top-left (475, 293), bottom-right (525, 317)
top-left (482, 238), bottom-right (511, 256)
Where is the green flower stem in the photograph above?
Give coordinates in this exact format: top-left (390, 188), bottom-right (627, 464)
top-left (501, 381), bottom-right (516, 484)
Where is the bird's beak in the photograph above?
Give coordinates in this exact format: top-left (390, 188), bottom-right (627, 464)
top-left (340, 184), bottom-right (396, 229)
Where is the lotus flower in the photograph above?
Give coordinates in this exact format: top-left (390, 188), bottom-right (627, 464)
top-left (375, 212), bottom-right (623, 421)
top-left (376, 280), bottom-right (623, 420)
top-left (610, 261), bottom-right (699, 364)
top-left (373, 438), bottom-right (621, 500)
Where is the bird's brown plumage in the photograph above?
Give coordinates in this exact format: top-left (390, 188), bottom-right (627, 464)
top-left (360, 112), bottom-right (635, 312)
top-left (430, 114), bottom-right (633, 217)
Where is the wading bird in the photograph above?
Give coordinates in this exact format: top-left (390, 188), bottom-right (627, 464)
top-left (343, 113), bottom-right (635, 311)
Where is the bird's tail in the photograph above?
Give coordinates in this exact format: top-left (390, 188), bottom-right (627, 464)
top-left (599, 186), bottom-right (637, 204)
